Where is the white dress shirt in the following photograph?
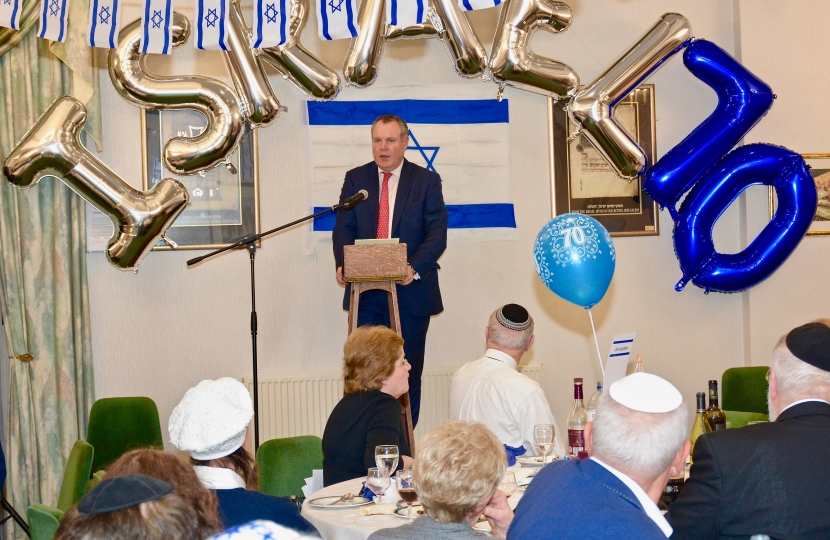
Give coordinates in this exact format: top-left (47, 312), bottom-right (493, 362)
top-left (193, 466), bottom-right (246, 490)
top-left (590, 457), bottom-right (673, 537)
top-left (449, 348), bottom-right (564, 456)
top-left (378, 161), bottom-right (404, 239)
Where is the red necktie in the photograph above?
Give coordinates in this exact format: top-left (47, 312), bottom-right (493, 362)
top-left (376, 171), bottom-right (392, 239)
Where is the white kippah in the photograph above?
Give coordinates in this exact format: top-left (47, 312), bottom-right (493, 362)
top-left (168, 377), bottom-right (254, 460)
top-left (608, 372), bottom-right (682, 413)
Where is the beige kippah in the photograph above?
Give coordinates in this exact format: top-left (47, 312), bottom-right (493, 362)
top-left (608, 372), bottom-right (682, 413)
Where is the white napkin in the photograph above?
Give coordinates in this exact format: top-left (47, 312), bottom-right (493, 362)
top-left (301, 469), bottom-right (324, 497)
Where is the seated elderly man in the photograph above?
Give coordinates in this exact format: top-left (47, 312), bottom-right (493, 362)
top-left (667, 321), bottom-right (830, 539)
top-left (508, 373), bottom-right (690, 539)
top-left (449, 304), bottom-right (563, 465)
top-left (368, 421), bottom-right (513, 539)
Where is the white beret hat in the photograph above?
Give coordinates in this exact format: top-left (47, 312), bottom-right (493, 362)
top-left (608, 372), bottom-right (683, 413)
top-left (169, 377), bottom-right (254, 460)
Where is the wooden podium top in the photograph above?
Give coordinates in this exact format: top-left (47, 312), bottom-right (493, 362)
top-left (343, 243), bottom-right (408, 282)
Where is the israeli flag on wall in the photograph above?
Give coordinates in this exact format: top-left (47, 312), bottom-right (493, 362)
top-left (87, 0), bottom-right (122, 48)
top-left (195, 0), bottom-right (229, 50)
top-left (387, 0), bottom-right (425, 27)
top-left (0, 0), bottom-right (22, 30)
top-left (252, 0), bottom-right (287, 48)
top-left (458, 0), bottom-right (500, 11)
top-left (140, 0), bottom-right (173, 54)
top-left (37, 0), bottom-right (69, 41)
top-left (315, 0), bottom-right (357, 40)
top-left (307, 84), bottom-right (515, 244)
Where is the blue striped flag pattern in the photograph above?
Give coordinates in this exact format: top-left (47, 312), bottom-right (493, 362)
top-left (252, 0), bottom-right (287, 48)
top-left (195, 0), bottom-right (229, 50)
top-left (37, 0), bottom-right (69, 41)
top-left (0, 0), bottom-right (22, 30)
top-left (458, 0), bottom-right (500, 11)
top-left (140, 0), bottom-right (173, 54)
top-left (315, 0), bottom-right (358, 40)
top-left (386, 0), bottom-right (425, 27)
top-left (87, 0), bottom-right (122, 48)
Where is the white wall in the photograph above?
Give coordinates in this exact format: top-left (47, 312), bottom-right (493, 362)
top-left (88, 0), bottom-right (804, 450)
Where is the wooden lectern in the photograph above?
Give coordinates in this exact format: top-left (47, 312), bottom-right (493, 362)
top-left (344, 243), bottom-right (416, 453)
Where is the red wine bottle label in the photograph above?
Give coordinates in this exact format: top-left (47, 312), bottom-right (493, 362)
top-left (568, 429), bottom-right (585, 454)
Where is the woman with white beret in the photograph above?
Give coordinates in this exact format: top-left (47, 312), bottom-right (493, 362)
top-left (169, 377), bottom-right (319, 535)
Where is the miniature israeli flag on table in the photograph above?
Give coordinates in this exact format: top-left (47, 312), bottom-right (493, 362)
top-left (38, 0), bottom-right (69, 41)
top-left (387, 0), bottom-right (425, 27)
top-left (316, 0), bottom-right (357, 40)
top-left (87, 0), bottom-right (122, 48)
top-left (0, 0), bottom-right (22, 30)
top-left (195, 0), bottom-right (229, 50)
top-left (140, 0), bottom-right (173, 54)
top-left (458, 0), bottom-right (500, 11)
top-left (252, 0), bottom-right (287, 48)
top-left (307, 84), bottom-right (516, 244)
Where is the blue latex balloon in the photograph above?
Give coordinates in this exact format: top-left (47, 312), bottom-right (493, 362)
top-left (643, 40), bottom-right (774, 218)
top-left (674, 144), bottom-right (817, 293)
top-left (534, 214), bottom-right (616, 308)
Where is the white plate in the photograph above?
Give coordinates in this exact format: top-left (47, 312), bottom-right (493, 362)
top-left (517, 456), bottom-right (560, 468)
top-left (395, 504), bottom-right (425, 519)
top-left (307, 496), bottom-right (373, 508)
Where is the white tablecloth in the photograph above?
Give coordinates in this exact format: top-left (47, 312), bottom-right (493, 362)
top-left (301, 467), bottom-right (535, 540)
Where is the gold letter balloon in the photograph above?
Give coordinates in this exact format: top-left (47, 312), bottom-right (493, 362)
top-left (108, 12), bottom-right (245, 176)
top-left (2, 97), bottom-right (189, 271)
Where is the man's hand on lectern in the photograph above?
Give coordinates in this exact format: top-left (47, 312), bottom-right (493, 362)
top-left (336, 266), bottom-right (346, 286)
top-left (400, 264), bottom-right (415, 286)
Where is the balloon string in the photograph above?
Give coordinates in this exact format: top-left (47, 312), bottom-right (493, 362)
top-left (588, 308), bottom-right (604, 377)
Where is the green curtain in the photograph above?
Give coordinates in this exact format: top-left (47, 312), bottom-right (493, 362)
top-left (0, 0), bottom-right (99, 536)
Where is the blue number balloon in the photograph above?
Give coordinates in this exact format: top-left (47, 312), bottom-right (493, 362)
top-left (643, 40), bottom-right (774, 218)
top-left (534, 214), bottom-right (616, 309)
top-left (674, 144), bottom-right (816, 293)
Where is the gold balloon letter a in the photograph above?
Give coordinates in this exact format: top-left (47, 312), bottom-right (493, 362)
top-left (2, 97), bottom-right (190, 271)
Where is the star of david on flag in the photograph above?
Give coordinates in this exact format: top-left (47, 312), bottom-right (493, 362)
top-left (315, 0), bottom-right (358, 40)
top-left (307, 84), bottom-right (516, 244)
top-left (140, 0), bottom-right (173, 54)
top-left (386, 0), bottom-right (426, 28)
top-left (37, 0), bottom-right (68, 41)
top-left (252, 0), bottom-right (287, 48)
top-left (87, 0), bottom-right (123, 48)
top-left (195, 0), bottom-right (229, 50)
top-left (458, 0), bottom-right (500, 11)
top-left (0, 0), bottom-right (21, 30)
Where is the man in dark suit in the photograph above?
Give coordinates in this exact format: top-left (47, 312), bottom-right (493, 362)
top-left (667, 321), bottom-right (830, 540)
top-left (333, 114), bottom-right (448, 426)
top-left (509, 373), bottom-right (690, 539)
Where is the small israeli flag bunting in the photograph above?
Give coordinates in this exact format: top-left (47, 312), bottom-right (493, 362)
top-left (252, 0), bottom-right (287, 48)
top-left (87, 0), bottom-right (122, 48)
top-left (386, 0), bottom-right (425, 27)
top-left (195, 0), bottom-right (229, 50)
top-left (0, 0), bottom-right (22, 30)
top-left (315, 0), bottom-right (357, 40)
top-left (458, 0), bottom-right (500, 11)
top-left (37, 0), bottom-right (69, 41)
top-left (140, 0), bottom-right (173, 54)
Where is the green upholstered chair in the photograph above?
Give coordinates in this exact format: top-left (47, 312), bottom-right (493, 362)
top-left (722, 367), bottom-right (770, 415)
top-left (56, 440), bottom-right (94, 512)
top-left (86, 470), bottom-right (106, 493)
top-left (257, 436), bottom-right (323, 497)
top-left (87, 397), bottom-right (164, 473)
top-left (26, 504), bottom-right (64, 540)
top-left (725, 410), bottom-right (770, 429)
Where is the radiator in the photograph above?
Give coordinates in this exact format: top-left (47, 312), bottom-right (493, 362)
top-left (244, 363), bottom-right (544, 446)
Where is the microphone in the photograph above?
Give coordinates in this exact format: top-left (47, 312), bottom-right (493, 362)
top-left (338, 189), bottom-right (369, 210)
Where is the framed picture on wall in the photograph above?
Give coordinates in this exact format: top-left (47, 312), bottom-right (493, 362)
top-left (548, 84), bottom-right (659, 237)
top-left (768, 153), bottom-right (830, 236)
top-left (141, 109), bottom-right (260, 250)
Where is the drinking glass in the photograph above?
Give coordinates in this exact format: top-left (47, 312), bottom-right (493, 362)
top-left (498, 471), bottom-right (518, 497)
top-left (534, 424), bottom-right (555, 464)
top-left (375, 445), bottom-right (399, 478)
top-left (396, 469), bottom-right (417, 520)
top-left (366, 468), bottom-right (391, 501)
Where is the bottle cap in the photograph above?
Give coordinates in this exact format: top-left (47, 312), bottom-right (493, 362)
top-left (574, 378), bottom-right (583, 384)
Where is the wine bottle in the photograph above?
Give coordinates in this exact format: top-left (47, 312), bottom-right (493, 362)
top-left (634, 354), bottom-right (644, 372)
top-left (689, 392), bottom-right (706, 463)
top-left (704, 380), bottom-right (726, 432)
top-left (586, 381), bottom-right (603, 423)
top-left (567, 378), bottom-right (588, 455)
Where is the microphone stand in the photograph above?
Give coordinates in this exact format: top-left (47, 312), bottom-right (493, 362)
top-left (186, 198), bottom-right (362, 451)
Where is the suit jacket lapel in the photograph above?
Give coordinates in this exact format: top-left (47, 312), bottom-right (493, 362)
top-left (391, 159), bottom-right (414, 237)
top-left (366, 162), bottom-right (380, 232)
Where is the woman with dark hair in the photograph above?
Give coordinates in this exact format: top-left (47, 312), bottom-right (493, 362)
top-left (169, 377), bottom-right (318, 534)
top-left (322, 326), bottom-right (414, 486)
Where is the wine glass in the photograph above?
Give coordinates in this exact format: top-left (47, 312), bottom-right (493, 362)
top-left (366, 468), bottom-right (391, 502)
top-left (498, 471), bottom-right (518, 497)
top-left (375, 445), bottom-right (399, 478)
top-left (534, 424), bottom-right (555, 464)
top-left (396, 469), bottom-right (417, 520)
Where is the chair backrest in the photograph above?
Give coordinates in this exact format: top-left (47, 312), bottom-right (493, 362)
top-left (27, 504), bottom-right (65, 540)
top-left (87, 397), bottom-right (164, 472)
top-left (56, 440), bottom-right (94, 512)
top-left (722, 367), bottom-right (770, 415)
top-left (257, 435), bottom-right (323, 497)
